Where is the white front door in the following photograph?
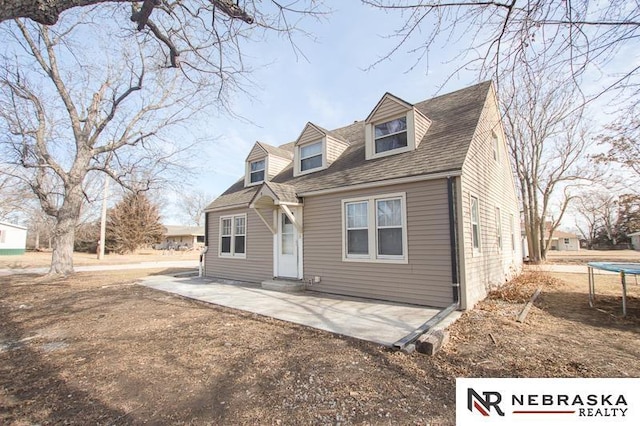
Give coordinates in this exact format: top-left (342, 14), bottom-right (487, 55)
top-left (277, 210), bottom-right (298, 278)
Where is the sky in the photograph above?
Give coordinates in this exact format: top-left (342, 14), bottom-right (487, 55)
top-left (167, 1), bottom-right (479, 224)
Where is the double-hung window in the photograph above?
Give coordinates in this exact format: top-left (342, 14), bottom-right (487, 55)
top-left (374, 117), bottom-right (407, 154)
top-left (300, 141), bottom-right (323, 172)
top-left (249, 159), bottom-right (265, 184)
top-left (219, 214), bottom-right (246, 257)
top-left (343, 193), bottom-right (407, 263)
top-left (471, 196), bottom-right (480, 252)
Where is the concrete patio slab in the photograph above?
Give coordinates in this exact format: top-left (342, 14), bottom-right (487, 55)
top-left (140, 275), bottom-right (459, 346)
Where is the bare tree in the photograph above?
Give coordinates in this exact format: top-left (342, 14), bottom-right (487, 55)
top-left (502, 63), bottom-right (596, 262)
top-left (177, 189), bottom-right (213, 226)
top-left (573, 190), bottom-right (617, 248)
top-left (0, 169), bottom-right (32, 222)
top-left (0, 13), bottom-right (205, 275)
top-left (595, 117), bottom-right (640, 182)
top-left (364, 1), bottom-right (640, 106)
top-left (0, 1), bottom-right (327, 72)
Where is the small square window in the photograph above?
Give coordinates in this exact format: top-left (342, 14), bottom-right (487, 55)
top-left (374, 117), bottom-right (407, 154)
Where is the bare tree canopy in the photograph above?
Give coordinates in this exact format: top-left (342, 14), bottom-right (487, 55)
top-left (502, 61), bottom-right (598, 262)
top-left (0, 1), bottom-right (326, 72)
top-left (595, 117), bottom-right (640, 180)
top-left (177, 189), bottom-right (213, 226)
top-left (364, 1), bottom-right (640, 104)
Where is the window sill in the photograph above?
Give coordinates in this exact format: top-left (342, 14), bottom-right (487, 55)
top-left (369, 145), bottom-right (413, 160)
top-left (342, 256), bottom-right (408, 264)
top-left (218, 253), bottom-right (247, 259)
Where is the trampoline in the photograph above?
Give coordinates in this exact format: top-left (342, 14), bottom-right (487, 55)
top-left (587, 262), bottom-right (640, 316)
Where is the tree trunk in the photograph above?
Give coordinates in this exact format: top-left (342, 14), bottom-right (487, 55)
top-left (48, 185), bottom-right (83, 275)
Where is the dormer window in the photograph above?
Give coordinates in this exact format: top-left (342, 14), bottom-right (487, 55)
top-left (365, 93), bottom-right (431, 161)
top-left (375, 117), bottom-right (408, 154)
top-left (300, 141), bottom-right (323, 172)
top-left (293, 122), bottom-right (347, 177)
top-left (250, 159), bottom-right (265, 184)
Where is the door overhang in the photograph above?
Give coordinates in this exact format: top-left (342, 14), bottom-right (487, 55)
top-left (249, 182), bottom-right (302, 234)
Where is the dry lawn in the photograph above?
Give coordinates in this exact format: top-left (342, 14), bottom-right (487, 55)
top-left (1, 269), bottom-right (639, 425)
top-left (0, 249), bottom-right (199, 270)
top-left (545, 249), bottom-right (640, 264)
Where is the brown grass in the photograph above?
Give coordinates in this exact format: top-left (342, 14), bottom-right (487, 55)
top-left (1, 269), bottom-right (639, 425)
top-left (0, 249), bottom-right (199, 269)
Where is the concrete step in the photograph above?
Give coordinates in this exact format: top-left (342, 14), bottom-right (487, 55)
top-left (261, 279), bottom-right (305, 292)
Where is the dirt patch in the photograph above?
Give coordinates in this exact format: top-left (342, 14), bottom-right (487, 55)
top-left (1, 270), bottom-right (639, 425)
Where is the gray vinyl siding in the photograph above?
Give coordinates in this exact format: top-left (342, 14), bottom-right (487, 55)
top-left (369, 97), bottom-right (409, 122)
top-left (297, 125), bottom-right (324, 146)
top-left (268, 154), bottom-right (291, 179)
top-left (204, 208), bottom-right (273, 283)
top-left (247, 145), bottom-right (267, 162)
top-left (459, 85), bottom-right (522, 309)
top-left (326, 135), bottom-right (348, 165)
top-left (414, 110), bottom-right (431, 148)
top-left (303, 179), bottom-right (453, 307)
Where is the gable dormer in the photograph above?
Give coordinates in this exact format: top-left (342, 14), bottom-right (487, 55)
top-left (293, 122), bottom-right (348, 177)
top-left (244, 142), bottom-right (292, 187)
top-left (364, 93), bottom-right (431, 160)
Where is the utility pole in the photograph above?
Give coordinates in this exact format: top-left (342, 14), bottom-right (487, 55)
top-left (98, 174), bottom-right (109, 260)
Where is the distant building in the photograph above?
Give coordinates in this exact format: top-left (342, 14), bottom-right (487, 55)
top-left (157, 226), bottom-right (205, 250)
top-left (0, 221), bottom-right (27, 255)
top-left (629, 231), bottom-right (640, 251)
top-left (521, 226), bottom-right (581, 258)
top-left (548, 230), bottom-right (581, 251)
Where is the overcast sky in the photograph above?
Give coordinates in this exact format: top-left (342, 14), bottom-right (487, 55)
top-left (164, 2), bottom-right (479, 223)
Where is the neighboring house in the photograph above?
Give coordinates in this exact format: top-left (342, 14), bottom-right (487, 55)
top-left (158, 226), bottom-right (205, 250)
top-left (629, 231), bottom-right (640, 251)
top-left (548, 230), bottom-right (581, 251)
top-left (203, 81), bottom-right (522, 310)
top-left (0, 221), bottom-right (27, 255)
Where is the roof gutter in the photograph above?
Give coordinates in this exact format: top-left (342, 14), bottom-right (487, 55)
top-left (298, 169), bottom-right (462, 197)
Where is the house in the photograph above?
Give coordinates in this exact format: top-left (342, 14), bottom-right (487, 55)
top-left (629, 231), bottom-right (640, 251)
top-left (157, 225), bottom-right (205, 250)
top-left (203, 81), bottom-right (522, 310)
top-left (548, 230), bottom-right (581, 251)
top-left (0, 221), bottom-right (27, 255)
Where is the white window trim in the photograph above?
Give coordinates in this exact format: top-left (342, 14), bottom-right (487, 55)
top-left (218, 213), bottom-right (247, 258)
top-left (296, 139), bottom-right (326, 176)
top-left (470, 194), bottom-right (481, 255)
top-left (341, 192), bottom-right (408, 264)
top-left (365, 112), bottom-right (416, 160)
top-left (492, 131), bottom-right (500, 162)
top-left (245, 157), bottom-right (268, 187)
top-left (563, 238), bottom-right (570, 245)
top-left (510, 213), bottom-right (515, 252)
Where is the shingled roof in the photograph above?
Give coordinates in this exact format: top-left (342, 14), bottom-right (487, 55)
top-left (206, 81), bottom-right (492, 211)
